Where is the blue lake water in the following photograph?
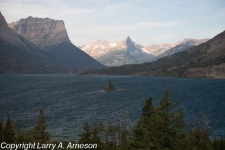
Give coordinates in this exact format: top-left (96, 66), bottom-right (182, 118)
top-left (0, 74), bottom-right (225, 140)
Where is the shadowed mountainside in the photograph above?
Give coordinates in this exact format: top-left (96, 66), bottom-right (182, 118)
top-left (0, 12), bottom-right (66, 74)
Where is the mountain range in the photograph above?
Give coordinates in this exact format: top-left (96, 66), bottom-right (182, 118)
top-left (0, 12), bottom-right (104, 73)
top-left (1, 11), bottom-right (224, 78)
top-left (81, 37), bottom-right (155, 66)
top-left (80, 30), bottom-right (225, 78)
top-left (80, 37), bottom-right (208, 66)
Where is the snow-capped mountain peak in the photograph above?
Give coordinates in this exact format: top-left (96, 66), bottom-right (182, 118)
top-left (80, 36), bottom-right (208, 66)
top-left (81, 36), bottom-right (154, 66)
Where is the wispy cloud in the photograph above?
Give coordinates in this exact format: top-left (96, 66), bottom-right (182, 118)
top-left (1, 0), bottom-right (92, 22)
top-left (1, 0), bottom-right (224, 45)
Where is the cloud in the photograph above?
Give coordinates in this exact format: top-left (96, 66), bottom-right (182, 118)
top-left (0, 0), bottom-right (92, 22)
top-left (1, 0), bottom-right (224, 46)
top-left (71, 21), bottom-right (181, 38)
top-left (69, 21), bottom-right (181, 45)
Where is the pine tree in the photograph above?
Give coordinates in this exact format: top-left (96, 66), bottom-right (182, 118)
top-left (187, 115), bottom-right (214, 150)
top-left (79, 122), bottom-right (92, 144)
top-left (105, 80), bottom-right (116, 91)
top-left (0, 120), bottom-right (3, 142)
top-left (92, 126), bottom-right (104, 150)
top-left (152, 87), bottom-right (186, 149)
top-left (220, 137), bottom-right (225, 150)
top-left (129, 87), bottom-right (186, 150)
top-left (15, 127), bottom-right (30, 143)
top-left (108, 122), bottom-right (117, 150)
top-left (188, 119), bottom-right (201, 149)
top-left (142, 97), bottom-right (153, 118)
top-left (201, 114), bottom-right (212, 150)
top-left (104, 127), bottom-right (109, 150)
top-left (3, 116), bottom-right (15, 143)
top-left (32, 109), bottom-right (50, 143)
top-left (129, 98), bottom-right (154, 149)
top-left (118, 111), bottom-right (127, 148)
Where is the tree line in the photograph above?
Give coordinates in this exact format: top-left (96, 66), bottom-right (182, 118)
top-left (1, 87), bottom-right (224, 150)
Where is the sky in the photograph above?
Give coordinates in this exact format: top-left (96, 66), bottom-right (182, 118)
top-left (0, 0), bottom-right (225, 46)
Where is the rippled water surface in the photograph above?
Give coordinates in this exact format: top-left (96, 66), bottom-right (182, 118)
top-left (0, 74), bottom-right (225, 139)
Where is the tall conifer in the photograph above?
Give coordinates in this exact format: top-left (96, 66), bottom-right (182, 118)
top-left (0, 120), bottom-right (3, 142)
top-left (3, 116), bottom-right (15, 143)
top-left (79, 122), bottom-right (92, 144)
top-left (129, 87), bottom-right (186, 150)
top-left (32, 109), bottom-right (50, 143)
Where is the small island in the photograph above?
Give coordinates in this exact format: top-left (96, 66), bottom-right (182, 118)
top-left (104, 80), bottom-right (116, 91)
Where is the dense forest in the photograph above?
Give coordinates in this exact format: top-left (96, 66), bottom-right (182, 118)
top-left (1, 88), bottom-right (225, 150)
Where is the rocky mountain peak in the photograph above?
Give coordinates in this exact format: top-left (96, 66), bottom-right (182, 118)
top-left (9, 16), bottom-right (71, 49)
top-left (0, 12), bottom-right (43, 54)
top-left (0, 11), bottom-right (8, 29)
top-left (125, 36), bottom-right (133, 45)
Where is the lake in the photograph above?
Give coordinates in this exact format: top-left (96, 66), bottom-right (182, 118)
top-left (0, 74), bottom-right (225, 140)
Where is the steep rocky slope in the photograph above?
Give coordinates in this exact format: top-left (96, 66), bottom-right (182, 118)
top-left (0, 12), bottom-right (63, 74)
top-left (9, 16), bottom-right (105, 71)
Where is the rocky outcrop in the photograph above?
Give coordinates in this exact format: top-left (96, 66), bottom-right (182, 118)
top-left (9, 16), bottom-right (71, 49)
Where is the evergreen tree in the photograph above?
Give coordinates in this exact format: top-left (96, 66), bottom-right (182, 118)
top-left (31, 109), bottom-right (50, 143)
top-left (129, 98), bottom-right (154, 149)
top-left (15, 127), bottom-right (30, 143)
top-left (92, 127), bottom-right (100, 143)
top-left (129, 87), bottom-right (186, 150)
top-left (212, 136), bottom-right (225, 150)
top-left (108, 80), bottom-right (113, 89)
top-left (220, 137), bottom-right (225, 150)
top-left (79, 122), bottom-right (92, 144)
top-left (0, 120), bottom-right (3, 143)
top-left (105, 80), bottom-right (116, 91)
top-left (142, 97), bottom-right (153, 117)
top-left (201, 114), bottom-right (212, 150)
top-left (107, 122), bottom-right (118, 150)
top-left (104, 127), bottom-right (110, 150)
top-left (92, 126), bottom-right (104, 150)
top-left (3, 116), bottom-right (15, 143)
top-left (188, 115), bottom-right (214, 150)
top-left (118, 111), bottom-right (127, 149)
top-left (153, 87), bottom-right (186, 149)
top-left (188, 120), bottom-right (202, 150)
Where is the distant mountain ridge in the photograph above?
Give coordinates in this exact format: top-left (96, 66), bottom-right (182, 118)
top-left (8, 15), bottom-right (105, 71)
top-left (80, 30), bottom-right (225, 79)
top-left (81, 37), bottom-right (208, 66)
top-left (81, 36), bottom-right (155, 66)
top-left (156, 38), bottom-right (209, 59)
